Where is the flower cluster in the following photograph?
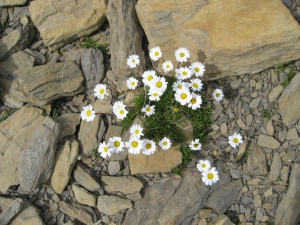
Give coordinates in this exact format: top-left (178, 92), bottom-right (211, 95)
top-left (197, 160), bottom-right (219, 185)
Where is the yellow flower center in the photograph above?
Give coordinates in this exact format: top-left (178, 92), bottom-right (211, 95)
top-left (216, 93), bottom-right (220, 97)
top-left (155, 52), bottom-right (159, 56)
top-left (86, 110), bottom-right (91, 116)
top-left (132, 141), bottom-right (138, 148)
top-left (181, 93), bottom-right (187, 99)
top-left (100, 89), bottom-right (105, 94)
top-left (173, 107), bottom-right (179, 112)
top-left (135, 130), bottom-right (139, 134)
top-left (182, 71), bottom-right (187, 76)
top-left (180, 52), bottom-right (185, 57)
top-left (131, 81), bottom-right (135, 86)
top-left (146, 143), bottom-right (152, 149)
top-left (193, 83), bottom-right (198, 88)
top-left (208, 173), bottom-right (214, 179)
top-left (202, 164), bottom-right (206, 168)
top-left (156, 81), bottom-right (162, 88)
top-left (114, 141), bottom-right (120, 147)
top-left (120, 110), bottom-right (124, 115)
top-left (195, 67), bottom-right (200, 72)
top-left (191, 98), bottom-right (196, 104)
top-left (194, 144), bottom-right (198, 148)
top-left (178, 85), bottom-right (182, 89)
top-left (132, 59), bottom-right (136, 63)
top-left (154, 93), bottom-right (158, 97)
top-left (166, 65), bottom-right (170, 68)
top-left (146, 107), bottom-right (151, 112)
top-left (104, 147), bottom-right (109, 152)
top-left (163, 141), bottom-right (168, 146)
top-left (147, 75), bottom-right (153, 81)
top-left (233, 138), bottom-right (239, 143)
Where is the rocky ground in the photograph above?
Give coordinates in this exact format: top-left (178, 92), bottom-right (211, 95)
top-left (1, 0), bottom-right (300, 225)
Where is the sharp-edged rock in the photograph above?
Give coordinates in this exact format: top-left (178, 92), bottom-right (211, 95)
top-left (55, 113), bottom-right (81, 141)
top-left (0, 0), bottom-right (27, 7)
top-left (101, 176), bottom-right (143, 195)
top-left (97, 195), bottom-right (132, 216)
top-left (257, 134), bottom-right (280, 149)
top-left (0, 198), bottom-right (23, 225)
top-left (72, 184), bottom-right (97, 207)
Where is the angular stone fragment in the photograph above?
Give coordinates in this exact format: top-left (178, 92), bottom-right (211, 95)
top-left (263, 152), bottom-right (281, 184)
top-left (29, 0), bottom-right (107, 50)
top-left (257, 134), bottom-right (280, 149)
top-left (0, 0), bottom-right (27, 7)
top-left (207, 214), bottom-right (234, 225)
top-left (0, 198), bottom-right (23, 225)
top-left (101, 176), bottom-right (143, 195)
top-left (72, 184), bottom-right (97, 207)
top-left (51, 140), bottom-right (79, 194)
top-left (18, 116), bottom-right (60, 193)
top-left (269, 85), bottom-right (283, 103)
top-left (55, 113), bottom-right (81, 140)
top-left (97, 195), bottom-right (132, 216)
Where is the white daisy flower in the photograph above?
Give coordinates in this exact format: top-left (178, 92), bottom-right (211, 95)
top-left (81, 105), bottom-right (96, 122)
top-left (113, 101), bottom-right (126, 111)
top-left (212, 89), bottom-right (224, 102)
top-left (159, 137), bottom-right (172, 150)
top-left (127, 54), bottom-right (140, 68)
top-left (175, 87), bottom-right (192, 105)
top-left (148, 89), bottom-right (162, 101)
top-left (189, 78), bottom-right (203, 92)
top-left (176, 67), bottom-right (192, 80)
top-left (149, 46), bottom-right (162, 61)
top-left (126, 77), bottom-right (138, 90)
top-left (108, 136), bottom-right (125, 153)
top-left (202, 167), bottom-right (219, 186)
top-left (172, 80), bottom-right (189, 92)
top-left (197, 160), bottom-right (211, 172)
top-left (94, 84), bottom-right (108, 100)
top-left (189, 139), bottom-right (202, 151)
top-left (188, 93), bottom-right (202, 110)
top-left (126, 137), bottom-right (143, 154)
top-left (98, 142), bottom-right (113, 158)
top-left (141, 104), bottom-right (155, 116)
top-left (113, 101), bottom-right (128, 120)
top-left (190, 62), bottom-right (205, 77)
top-left (149, 76), bottom-right (168, 93)
top-left (162, 60), bottom-right (173, 73)
top-left (130, 124), bottom-right (144, 138)
top-left (142, 139), bottom-right (156, 155)
top-left (175, 47), bottom-right (190, 62)
top-left (228, 132), bottom-right (243, 148)
top-left (142, 70), bottom-right (157, 86)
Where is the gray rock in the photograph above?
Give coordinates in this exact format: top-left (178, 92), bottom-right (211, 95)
top-left (205, 180), bottom-right (243, 214)
top-left (60, 48), bottom-right (83, 64)
top-left (0, 19), bottom-right (35, 61)
top-left (236, 118), bottom-right (246, 129)
top-left (243, 142), bottom-right (268, 176)
top-left (1, 8), bottom-right (8, 25)
top-left (22, 48), bottom-right (46, 65)
top-left (278, 130), bottom-right (287, 142)
top-left (97, 195), bottom-right (132, 216)
top-left (286, 128), bottom-right (298, 140)
top-left (101, 176), bottom-right (143, 195)
top-left (108, 161), bottom-right (121, 175)
top-left (275, 163), bottom-right (300, 225)
top-left (0, 198), bottom-right (23, 225)
top-left (230, 169), bottom-right (241, 179)
top-left (207, 214), bottom-right (234, 225)
top-left (280, 166), bottom-right (290, 182)
top-left (13, 6), bottom-right (30, 20)
top-left (72, 184), bottom-right (97, 207)
top-left (249, 97), bottom-right (261, 109)
top-left (269, 85), bottom-right (283, 102)
top-left (17, 117), bottom-right (60, 193)
top-left (266, 120), bottom-right (275, 136)
top-left (0, 0), bottom-right (27, 7)
top-left (241, 197), bottom-right (253, 204)
top-left (246, 114), bottom-right (253, 126)
top-left (257, 134), bottom-right (280, 149)
top-left (55, 113), bottom-right (81, 140)
top-left (263, 152), bottom-right (281, 184)
top-left (126, 192), bottom-right (142, 202)
top-left (81, 48), bottom-right (105, 98)
top-left (235, 142), bottom-right (247, 162)
top-left (107, 0), bottom-right (145, 80)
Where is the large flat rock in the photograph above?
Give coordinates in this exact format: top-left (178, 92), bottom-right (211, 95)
top-left (136, 0), bottom-right (300, 80)
top-left (29, 0), bottom-right (107, 51)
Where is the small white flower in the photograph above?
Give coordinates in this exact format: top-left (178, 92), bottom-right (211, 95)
top-left (149, 76), bottom-right (168, 93)
top-left (189, 78), bottom-right (203, 92)
top-left (212, 89), bottom-right (224, 102)
top-left (126, 77), bottom-right (138, 90)
top-left (108, 136), bottom-right (125, 153)
top-left (81, 105), bottom-right (96, 122)
top-left (98, 142), bottom-right (113, 158)
top-left (197, 160), bottom-right (211, 172)
top-left (190, 62), bottom-right (205, 77)
top-left (113, 101), bottom-right (128, 120)
top-left (159, 137), bottom-right (172, 150)
top-left (94, 84), bottom-right (108, 100)
top-left (142, 104), bottom-right (155, 116)
top-left (149, 46), bottom-right (162, 61)
top-left (189, 139), bottom-right (202, 151)
top-left (228, 132), bottom-right (243, 148)
top-left (176, 67), bottom-right (192, 80)
top-left (130, 124), bottom-right (144, 138)
top-left (142, 139), bottom-right (156, 155)
top-left (142, 70), bottom-right (157, 86)
top-left (188, 93), bottom-right (202, 110)
top-left (127, 54), bottom-right (140, 68)
top-left (172, 80), bottom-right (189, 92)
top-left (175, 47), bottom-right (190, 62)
top-left (175, 87), bottom-right (192, 105)
top-left (148, 89), bottom-right (162, 101)
top-left (202, 167), bottom-right (219, 186)
top-left (126, 137), bottom-right (143, 154)
top-left (162, 60), bottom-right (173, 73)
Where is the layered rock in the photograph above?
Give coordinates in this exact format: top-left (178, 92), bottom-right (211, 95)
top-left (101, 176), bottom-right (143, 195)
top-left (0, 0), bottom-right (27, 7)
top-left (72, 184), bottom-right (97, 207)
top-left (136, 0), bottom-right (300, 80)
top-left (29, 0), bottom-right (107, 50)
top-left (97, 195), bottom-right (132, 216)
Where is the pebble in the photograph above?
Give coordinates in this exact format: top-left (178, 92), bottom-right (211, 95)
top-left (236, 118), bottom-right (246, 129)
top-left (241, 197), bottom-right (253, 204)
top-left (246, 114), bottom-right (253, 126)
top-left (249, 97), bottom-right (261, 109)
top-left (269, 85), bottom-right (283, 102)
top-left (286, 128), bottom-right (298, 140)
top-left (263, 186), bottom-right (273, 198)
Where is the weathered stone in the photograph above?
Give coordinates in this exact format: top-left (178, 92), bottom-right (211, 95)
top-left (236, 119), bottom-right (246, 130)
top-left (108, 161), bottom-right (121, 175)
top-left (29, 0), bottom-right (107, 50)
top-left (0, 198), bottom-right (23, 225)
top-left (73, 162), bottom-right (101, 192)
top-left (207, 214), bottom-right (234, 225)
top-left (235, 142), bottom-right (247, 162)
top-left (263, 152), bottom-right (281, 184)
top-left (51, 140), bottom-right (79, 194)
top-left (22, 48), bottom-right (46, 65)
top-left (72, 184), bottom-right (96, 207)
top-left (126, 192), bottom-right (142, 202)
top-left (0, 197), bottom-right (44, 225)
top-left (107, 0), bottom-right (145, 80)
top-left (60, 48), bottom-right (84, 65)
top-left (280, 166), bottom-right (290, 182)
top-left (275, 163), bottom-right (300, 225)
top-left (266, 120), bottom-right (275, 136)
top-left (13, 6), bottom-right (30, 20)
top-left (243, 142), bottom-right (268, 176)
top-left (101, 176), bottom-right (143, 195)
top-left (257, 134), bottom-right (280, 149)
top-left (136, 0), bottom-right (300, 80)
top-left (205, 180), bottom-right (243, 214)
top-left (59, 201), bottom-right (96, 224)
top-left (17, 116), bottom-right (60, 193)
top-left (220, 122), bottom-right (227, 135)
top-left (0, 18), bottom-right (35, 61)
top-left (97, 195), bottom-right (132, 216)
top-left (269, 85), bottom-right (283, 103)
top-left (78, 116), bottom-right (106, 155)
top-left (0, 106), bottom-right (44, 192)
top-left (81, 48), bottom-right (105, 98)
top-left (0, 0), bottom-right (26, 7)
top-left (55, 113), bottom-right (81, 140)
top-left (249, 97), bottom-right (261, 109)
top-left (286, 128), bottom-right (298, 140)
top-left (278, 73), bottom-right (300, 128)
top-left (230, 79), bottom-right (242, 90)
top-left (94, 100), bottom-right (113, 114)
